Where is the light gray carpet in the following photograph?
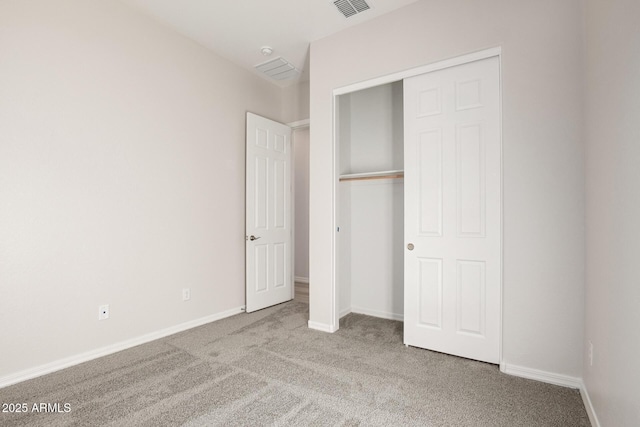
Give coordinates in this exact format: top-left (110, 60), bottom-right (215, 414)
top-left (0, 301), bottom-right (589, 426)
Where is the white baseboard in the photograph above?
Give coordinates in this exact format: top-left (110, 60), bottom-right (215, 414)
top-left (500, 362), bottom-right (582, 389)
top-left (294, 276), bottom-right (309, 284)
top-left (0, 306), bottom-right (245, 389)
top-left (351, 305), bottom-right (404, 321)
top-left (580, 381), bottom-right (601, 427)
top-left (307, 320), bottom-right (337, 333)
top-left (501, 364), bottom-right (600, 425)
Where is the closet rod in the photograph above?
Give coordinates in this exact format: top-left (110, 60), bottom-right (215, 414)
top-left (339, 173), bottom-right (404, 182)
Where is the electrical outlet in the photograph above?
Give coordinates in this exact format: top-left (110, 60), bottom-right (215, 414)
top-left (588, 340), bottom-right (594, 366)
top-left (98, 304), bottom-right (109, 320)
top-left (182, 288), bottom-right (191, 301)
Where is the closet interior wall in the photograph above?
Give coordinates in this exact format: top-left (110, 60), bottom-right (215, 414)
top-left (338, 81), bottom-right (405, 320)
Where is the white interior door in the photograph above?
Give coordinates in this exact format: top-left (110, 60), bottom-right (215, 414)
top-left (403, 57), bottom-right (501, 364)
top-left (246, 112), bottom-right (293, 313)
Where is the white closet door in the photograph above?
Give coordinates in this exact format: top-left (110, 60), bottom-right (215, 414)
top-left (246, 113), bottom-right (293, 313)
top-left (403, 57), bottom-right (501, 364)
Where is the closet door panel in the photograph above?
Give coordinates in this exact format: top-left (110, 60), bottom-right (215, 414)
top-left (404, 56), bottom-right (501, 364)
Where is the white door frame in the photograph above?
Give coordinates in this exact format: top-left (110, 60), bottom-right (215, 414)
top-left (330, 47), bottom-right (503, 362)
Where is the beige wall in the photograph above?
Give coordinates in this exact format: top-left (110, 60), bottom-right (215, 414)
top-left (309, 0), bottom-right (585, 378)
top-left (0, 0), bottom-right (282, 381)
top-left (584, 0), bottom-right (640, 425)
top-left (282, 80), bottom-right (310, 124)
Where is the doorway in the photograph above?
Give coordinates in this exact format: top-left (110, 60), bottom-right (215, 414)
top-left (292, 121), bottom-right (310, 304)
top-left (245, 112), bottom-right (293, 312)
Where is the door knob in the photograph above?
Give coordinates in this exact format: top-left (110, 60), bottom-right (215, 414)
top-left (249, 235), bottom-right (261, 241)
top-left (407, 243), bottom-right (414, 251)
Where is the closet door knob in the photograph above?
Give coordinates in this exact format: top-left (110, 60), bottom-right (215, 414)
top-left (407, 243), bottom-right (414, 251)
top-left (249, 235), bottom-right (261, 241)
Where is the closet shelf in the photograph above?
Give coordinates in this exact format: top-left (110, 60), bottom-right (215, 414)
top-left (339, 170), bottom-right (404, 182)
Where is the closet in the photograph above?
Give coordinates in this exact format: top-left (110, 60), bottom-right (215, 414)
top-left (335, 53), bottom-right (502, 364)
top-left (337, 81), bottom-right (405, 320)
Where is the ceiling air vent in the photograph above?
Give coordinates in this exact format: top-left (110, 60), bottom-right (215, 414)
top-left (333, 0), bottom-right (371, 18)
top-left (255, 57), bottom-right (300, 81)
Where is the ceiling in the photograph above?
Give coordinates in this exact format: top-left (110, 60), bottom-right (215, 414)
top-left (120, 0), bottom-right (419, 87)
